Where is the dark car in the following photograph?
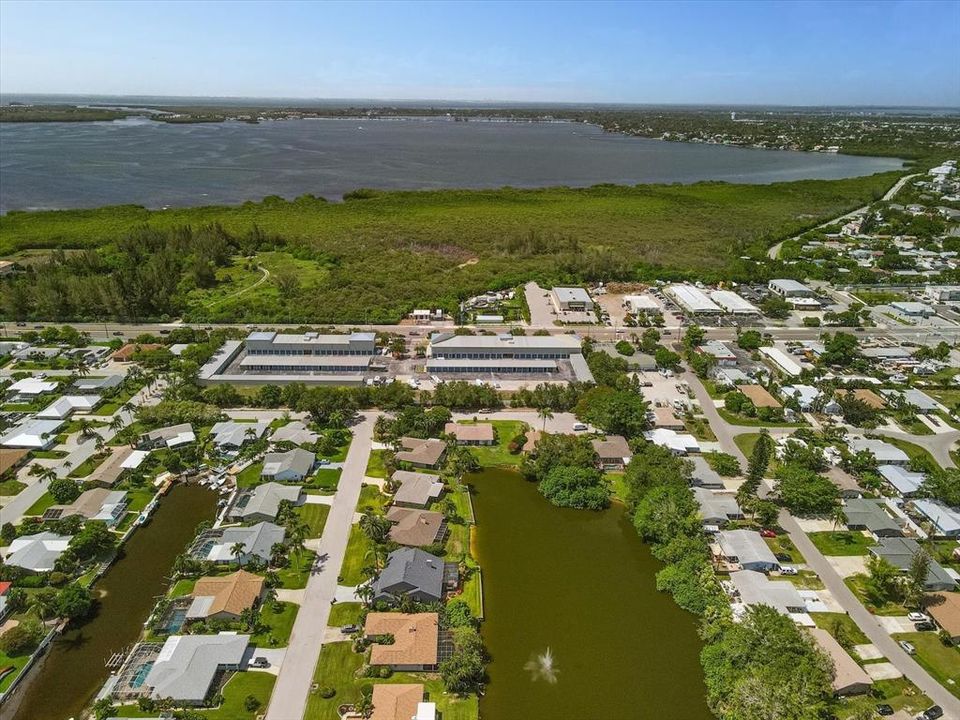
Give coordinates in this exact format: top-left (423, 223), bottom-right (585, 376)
top-left (774, 552), bottom-right (792, 563)
top-left (921, 706), bottom-right (943, 720)
top-left (914, 620), bottom-right (936, 631)
top-left (340, 624), bottom-right (359, 634)
top-left (15, 322), bottom-right (26, 327)
top-left (875, 704), bottom-right (893, 716)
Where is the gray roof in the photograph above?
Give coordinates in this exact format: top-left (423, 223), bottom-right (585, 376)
top-left (717, 529), bottom-right (779, 567)
top-left (4, 532), bottom-right (72, 572)
top-left (730, 570), bottom-right (806, 615)
top-left (392, 471), bottom-right (445, 507)
top-left (693, 487), bottom-right (742, 524)
top-left (372, 547), bottom-right (445, 603)
top-left (843, 499), bottom-right (901, 535)
top-left (269, 421), bottom-right (318, 446)
top-left (878, 465), bottom-right (926, 496)
top-left (883, 388), bottom-right (944, 413)
top-left (143, 423), bottom-right (196, 447)
top-left (847, 437), bottom-right (909, 465)
top-left (871, 537), bottom-right (955, 589)
top-left (211, 420), bottom-right (269, 448)
top-left (72, 375), bottom-right (123, 393)
top-left (552, 286), bottom-right (592, 304)
top-left (144, 633), bottom-right (249, 702)
top-left (235, 482), bottom-right (302, 520)
top-left (912, 499), bottom-right (960, 536)
top-left (262, 448), bottom-right (315, 478)
top-left (209, 522), bottom-right (285, 563)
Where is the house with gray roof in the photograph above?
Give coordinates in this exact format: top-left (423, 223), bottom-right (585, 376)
top-left (210, 420), bottom-right (270, 449)
top-left (230, 482), bottom-right (302, 523)
top-left (4, 532), bottom-right (72, 573)
top-left (140, 423), bottom-right (196, 449)
top-left (372, 547), bottom-right (455, 605)
top-left (72, 375), bottom-right (123, 394)
top-left (689, 456), bottom-right (724, 489)
top-left (729, 570), bottom-right (806, 617)
top-left (716, 530), bottom-right (780, 573)
top-left (882, 388), bottom-right (946, 415)
top-left (261, 448), bottom-right (315, 482)
top-left (843, 498), bottom-right (903, 538)
top-left (392, 470), bottom-right (445, 508)
top-left (870, 537), bottom-right (956, 591)
top-left (911, 499), bottom-right (960, 538)
top-left (269, 420), bottom-right (318, 446)
top-left (847, 437), bottom-right (909, 466)
top-left (197, 522), bottom-right (285, 565)
top-left (878, 465), bottom-right (926, 497)
top-left (693, 488), bottom-right (743, 527)
top-left (142, 633), bottom-right (249, 704)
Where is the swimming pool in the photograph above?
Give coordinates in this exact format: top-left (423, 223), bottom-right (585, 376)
top-left (130, 661), bottom-right (154, 689)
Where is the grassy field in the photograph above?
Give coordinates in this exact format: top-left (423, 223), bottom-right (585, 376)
top-left (25, 491), bottom-right (55, 516)
top-left (235, 462), bottom-right (263, 488)
top-left (276, 549), bottom-right (317, 590)
top-left (812, 612), bottom-right (870, 646)
top-left (356, 484), bottom-right (388, 514)
top-left (892, 632), bottom-right (960, 698)
top-left (364, 450), bottom-right (388, 478)
top-left (0, 174), bottom-right (903, 323)
top-left (298, 503), bottom-right (330, 538)
top-left (807, 531), bottom-right (876, 556)
top-left (251, 601), bottom-right (298, 647)
top-left (327, 602), bottom-right (363, 627)
top-left (462, 420), bottom-right (527, 467)
top-left (0, 478), bottom-right (26, 496)
top-left (339, 525), bottom-right (374, 586)
top-left (844, 574), bottom-right (908, 616)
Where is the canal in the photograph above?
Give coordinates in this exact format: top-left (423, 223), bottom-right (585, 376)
top-left (9, 484), bottom-right (217, 720)
top-left (470, 469), bottom-right (712, 719)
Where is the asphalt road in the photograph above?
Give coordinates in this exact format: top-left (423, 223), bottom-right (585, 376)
top-left (264, 412), bottom-right (377, 720)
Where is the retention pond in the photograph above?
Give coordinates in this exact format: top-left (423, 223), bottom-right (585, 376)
top-left (9, 484), bottom-right (217, 720)
top-left (470, 469), bottom-right (712, 719)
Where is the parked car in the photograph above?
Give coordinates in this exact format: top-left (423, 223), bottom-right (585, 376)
top-left (920, 706), bottom-right (943, 720)
top-left (318, 459), bottom-right (330, 466)
top-left (760, 529), bottom-right (777, 539)
top-left (572, 423), bottom-right (588, 432)
top-left (875, 704), bottom-right (894, 716)
top-left (907, 612), bottom-right (928, 623)
top-left (340, 624), bottom-right (359, 634)
top-left (112, 331), bottom-right (124, 336)
top-left (774, 552), bottom-right (792, 563)
top-left (250, 656), bottom-right (270, 668)
top-left (913, 621), bottom-right (936, 631)
top-left (15, 322), bottom-right (25, 327)
top-left (780, 566), bottom-right (798, 576)
top-left (478, 408), bottom-right (494, 414)
top-left (898, 640), bottom-right (916, 655)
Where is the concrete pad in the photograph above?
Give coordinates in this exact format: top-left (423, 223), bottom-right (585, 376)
top-left (814, 589), bottom-right (845, 613)
top-left (322, 626), bottom-right (349, 643)
top-left (248, 647), bottom-right (286, 675)
top-left (876, 616), bottom-right (916, 634)
top-left (334, 585), bottom-right (362, 603)
top-left (275, 589), bottom-right (305, 604)
top-left (698, 441), bottom-right (723, 454)
top-left (794, 517), bottom-right (835, 532)
top-left (304, 538), bottom-right (323, 552)
top-left (853, 643), bottom-right (884, 661)
top-left (825, 555), bottom-right (869, 578)
top-left (864, 662), bottom-right (902, 681)
top-left (362, 478), bottom-right (386, 490)
top-left (0, 618), bottom-right (20, 637)
top-left (303, 494), bottom-right (334, 505)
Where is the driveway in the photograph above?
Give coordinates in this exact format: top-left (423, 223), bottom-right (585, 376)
top-left (265, 412), bottom-right (377, 720)
top-left (451, 409), bottom-right (584, 434)
top-left (524, 281), bottom-right (556, 328)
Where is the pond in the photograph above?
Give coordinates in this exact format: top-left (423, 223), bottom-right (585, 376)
top-left (8, 484), bottom-right (217, 720)
top-left (469, 469), bottom-right (712, 719)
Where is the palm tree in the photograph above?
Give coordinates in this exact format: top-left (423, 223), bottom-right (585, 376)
top-left (830, 504), bottom-right (847, 536)
top-left (355, 583), bottom-right (374, 607)
top-left (78, 419), bottom-right (97, 441)
top-left (94, 435), bottom-right (106, 453)
top-left (108, 415), bottom-right (125, 434)
top-left (537, 406), bottom-right (554, 431)
top-left (29, 591), bottom-right (56, 623)
top-left (270, 542), bottom-right (288, 567)
top-left (230, 542), bottom-right (246, 568)
top-left (74, 359), bottom-right (91, 378)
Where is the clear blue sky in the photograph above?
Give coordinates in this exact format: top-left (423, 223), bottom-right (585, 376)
top-left (2, 0), bottom-right (958, 106)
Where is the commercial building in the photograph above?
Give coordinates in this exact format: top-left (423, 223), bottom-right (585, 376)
top-left (759, 346), bottom-right (805, 377)
top-left (697, 340), bottom-right (737, 366)
top-left (426, 332), bottom-right (583, 376)
top-left (710, 290), bottom-right (760, 315)
top-left (665, 284), bottom-right (723, 315)
top-left (925, 285), bottom-right (960, 303)
top-left (243, 330), bottom-right (376, 370)
top-left (142, 633), bottom-right (249, 704)
top-left (890, 301), bottom-right (935, 317)
top-left (550, 287), bottom-right (593, 312)
top-left (623, 294), bottom-right (660, 314)
top-left (768, 279), bottom-right (815, 298)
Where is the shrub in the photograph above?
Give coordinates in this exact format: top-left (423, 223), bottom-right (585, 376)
top-left (243, 695), bottom-right (261, 712)
top-left (0, 621), bottom-right (43, 655)
top-left (615, 340), bottom-right (635, 356)
top-left (318, 686), bottom-right (336, 699)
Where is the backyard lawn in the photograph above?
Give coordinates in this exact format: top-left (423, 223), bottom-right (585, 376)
top-left (251, 601), bottom-right (298, 647)
top-left (68, 452), bottom-right (109, 478)
top-left (339, 526), bottom-right (373, 586)
top-left (113, 670), bottom-right (275, 719)
top-left (169, 578), bottom-right (196, 597)
top-left (0, 648), bottom-right (33, 693)
top-left (893, 632), bottom-right (960, 698)
top-left (461, 420), bottom-right (527, 467)
top-left (808, 531), bottom-right (876, 556)
top-left (306, 468), bottom-right (341, 491)
top-left (298, 503), bottom-right (330, 538)
top-left (235, 462), bottom-right (263, 488)
top-left (124, 487), bottom-right (156, 512)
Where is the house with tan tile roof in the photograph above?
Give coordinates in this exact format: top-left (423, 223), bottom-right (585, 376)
top-left (925, 592), bottom-right (960, 644)
top-left (395, 437), bottom-right (447, 469)
top-left (364, 612), bottom-right (439, 670)
top-left (808, 627), bottom-right (873, 696)
top-left (370, 684), bottom-right (425, 720)
top-left (186, 570), bottom-right (265, 621)
top-left (444, 422), bottom-right (494, 445)
top-left (386, 507), bottom-right (446, 547)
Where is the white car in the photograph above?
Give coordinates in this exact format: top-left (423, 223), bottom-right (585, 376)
top-left (907, 612), bottom-right (928, 623)
top-left (780, 566), bottom-right (798, 576)
top-left (572, 423), bottom-right (588, 432)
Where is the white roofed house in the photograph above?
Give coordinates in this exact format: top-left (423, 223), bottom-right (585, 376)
top-left (261, 448), bottom-right (315, 482)
top-left (644, 428), bottom-right (700, 455)
top-left (881, 388), bottom-right (947, 415)
top-left (877, 465), bottom-right (926, 497)
top-left (728, 570), bottom-right (805, 618)
top-left (194, 522), bottom-right (285, 565)
top-left (780, 385), bottom-right (820, 411)
top-left (230, 482), bottom-right (303, 523)
top-left (5, 377), bottom-right (58, 401)
top-left (36, 394), bottom-right (102, 419)
top-left (141, 633), bottom-right (250, 705)
top-left (0, 418), bottom-right (63, 449)
top-left (847, 437), bottom-right (909, 466)
top-left (140, 423), bottom-right (196, 450)
top-left (911, 499), bottom-right (960, 538)
top-left (269, 420), bottom-right (318, 446)
top-left (697, 340), bottom-right (737, 367)
top-left (4, 532), bottom-right (72, 573)
top-left (716, 529), bottom-right (780, 573)
top-left (210, 420), bottom-right (270, 449)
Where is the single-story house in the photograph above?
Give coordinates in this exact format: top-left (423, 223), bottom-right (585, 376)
top-left (826, 466), bottom-right (863, 500)
top-left (392, 471), bottom-right (445, 508)
top-left (808, 627), bottom-right (874, 695)
top-left (4, 532), bottom-right (72, 572)
top-left (870, 537), bottom-right (955, 591)
top-left (0, 419), bottom-right (63, 450)
top-left (781, 385), bottom-right (820, 411)
top-left (86, 446), bottom-right (138, 487)
top-left (697, 341), bottom-right (737, 367)
top-left (847, 437), bottom-right (909, 466)
top-left (738, 384), bottom-right (782, 409)
top-left (370, 684), bottom-right (426, 720)
top-left (372, 547), bottom-right (451, 604)
top-left (269, 421), bottom-right (318, 446)
top-left (882, 388), bottom-right (946, 415)
top-left (444, 422), bottom-right (494, 446)
top-left (5, 377), bottom-right (58, 399)
top-left (210, 420), bottom-right (270, 449)
top-left (395, 437), bottom-right (447, 469)
top-left (386, 507), bottom-right (446, 547)
top-left (843, 498), bottom-right (902, 538)
top-left (840, 389), bottom-right (886, 410)
top-left (37, 394), bottom-right (102, 419)
top-left (717, 530), bottom-right (780, 573)
top-left (186, 570), bottom-right (265, 622)
top-left (694, 487), bottom-right (743, 527)
top-left (653, 407), bottom-right (685, 430)
top-left (712, 367), bottom-right (752, 387)
top-left (72, 375), bottom-right (123, 394)
top-left (364, 612), bottom-right (440, 671)
top-left (111, 343), bottom-right (163, 362)
top-left (140, 423), bottom-right (196, 449)
top-left (729, 569), bottom-right (805, 616)
top-left (911, 499), bottom-right (960, 538)
top-left (592, 435), bottom-right (632, 470)
top-left (644, 428), bottom-right (700, 455)
top-left (142, 633), bottom-right (249, 704)
top-left (46, 488), bottom-right (128, 526)
top-left (689, 456), bottom-right (725, 489)
top-left (231, 482), bottom-right (303, 523)
top-left (878, 465), bottom-right (926, 497)
top-left (924, 592), bottom-right (960, 644)
top-left (261, 448), bottom-right (315, 482)
top-left (198, 522), bottom-right (285, 565)
top-left (0, 448), bottom-right (29, 478)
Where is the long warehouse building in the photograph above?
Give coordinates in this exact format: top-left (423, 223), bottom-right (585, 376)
top-left (666, 284), bottom-right (723, 315)
top-left (427, 332), bottom-right (586, 376)
top-left (241, 331), bottom-right (376, 372)
top-left (710, 290), bottom-right (760, 315)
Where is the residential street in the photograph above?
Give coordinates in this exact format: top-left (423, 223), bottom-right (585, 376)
top-left (264, 412), bottom-right (377, 720)
top-left (683, 372), bottom-right (960, 715)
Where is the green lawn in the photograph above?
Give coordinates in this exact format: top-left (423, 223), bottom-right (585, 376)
top-left (112, 670), bottom-right (275, 719)
top-left (339, 526), bottom-right (373, 586)
top-left (0, 647), bottom-right (33, 693)
top-left (844, 575), bottom-right (908, 616)
top-left (276, 549), bottom-right (317, 590)
top-left (356, 483), bottom-right (387, 514)
top-left (124, 487), bottom-right (156, 513)
top-left (880, 436), bottom-right (942, 471)
top-left (460, 420), bottom-right (527, 467)
top-left (892, 632), bottom-right (960, 698)
top-left (0, 478), bottom-right (26, 496)
top-left (812, 612), bottom-right (870, 647)
top-left (763, 534), bottom-right (804, 564)
top-left (445, 522), bottom-right (471, 559)
top-left (807, 531), bottom-right (876, 556)
top-left (235, 462), bottom-right (264, 488)
top-left (306, 468), bottom-right (341, 491)
top-left (460, 567), bottom-right (484, 619)
top-left (169, 578), bottom-right (196, 597)
top-left (29, 449), bottom-right (67, 459)
top-left (327, 602), bottom-right (363, 627)
top-left (68, 452), bottom-right (109, 478)
top-left (25, 491), bottom-right (55, 516)
top-left (365, 450), bottom-right (388, 478)
top-left (832, 678), bottom-right (930, 719)
top-left (298, 503), bottom-right (330, 538)
top-left (251, 601), bottom-right (298, 647)
top-left (608, 471), bottom-right (629, 504)
top-left (716, 408), bottom-right (804, 428)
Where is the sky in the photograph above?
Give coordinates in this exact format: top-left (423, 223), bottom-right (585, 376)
top-left (1, 0), bottom-right (959, 107)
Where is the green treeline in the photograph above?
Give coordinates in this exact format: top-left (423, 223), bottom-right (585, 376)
top-left (0, 174), bottom-right (901, 323)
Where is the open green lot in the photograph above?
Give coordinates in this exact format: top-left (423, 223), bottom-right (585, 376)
top-left (297, 503), bottom-right (330, 538)
top-left (276, 549), bottom-right (317, 590)
top-left (339, 526), bottom-right (373, 586)
top-left (356, 484), bottom-right (387, 514)
top-left (892, 632), bottom-right (960, 698)
top-left (812, 612), bottom-right (870, 646)
top-left (364, 450), bottom-right (388, 478)
top-left (251, 601), bottom-right (298, 647)
top-left (0, 174), bottom-right (902, 324)
top-left (844, 574), bottom-right (908, 616)
top-left (807, 531), bottom-right (876, 556)
top-left (0, 478), bottom-right (26, 496)
top-left (327, 602), bottom-right (363, 627)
